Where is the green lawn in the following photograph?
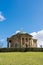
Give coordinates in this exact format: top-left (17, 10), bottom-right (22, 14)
top-left (0, 52), bottom-right (43, 65)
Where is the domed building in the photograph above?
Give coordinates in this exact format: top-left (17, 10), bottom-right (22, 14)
top-left (7, 31), bottom-right (37, 48)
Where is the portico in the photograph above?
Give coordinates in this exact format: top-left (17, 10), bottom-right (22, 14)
top-left (7, 31), bottom-right (37, 48)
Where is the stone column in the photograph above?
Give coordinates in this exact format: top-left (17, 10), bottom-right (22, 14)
top-left (28, 38), bottom-right (29, 46)
top-left (7, 41), bottom-right (9, 48)
top-left (29, 38), bottom-right (32, 47)
top-left (23, 38), bottom-right (25, 47)
top-left (21, 37), bottom-right (22, 48)
top-left (29, 39), bottom-right (30, 47)
top-left (30, 39), bottom-right (32, 47)
top-left (32, 39), bottom-right (33, 47)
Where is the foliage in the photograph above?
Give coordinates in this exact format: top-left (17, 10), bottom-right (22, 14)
top-left (0, 48), bottom-right (43, 52)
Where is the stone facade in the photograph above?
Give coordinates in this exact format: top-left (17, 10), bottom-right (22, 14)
top-left (7, 32), bottom-right (37, 48)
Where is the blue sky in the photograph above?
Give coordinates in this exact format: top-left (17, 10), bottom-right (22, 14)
top-left (0, 0), bottom-right (43, 47)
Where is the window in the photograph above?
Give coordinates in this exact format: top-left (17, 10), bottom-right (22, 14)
top-left (15, 43), bottom-right (18, 48)
top-left (26, 38), bottom-right (28, 42)
top-left (29, 38), bottom-right (31, 40)
top-left (9, 40), bottom-right (11, 43)
top-left (22, 38), bottom-right (24, 45)
top-left (22, 38), bottom-right (24, 43)
top-left (22, 38), bottom-right (24, 41)
top-left (22, 42), bottom-right (24, 45)
top-left (26, 44), bottom-right (28, 48)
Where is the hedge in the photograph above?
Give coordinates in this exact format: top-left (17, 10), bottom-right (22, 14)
top-left (0, 48), bottom-right (43, 52)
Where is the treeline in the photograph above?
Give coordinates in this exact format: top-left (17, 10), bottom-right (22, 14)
top-left (0, 48), bottom-right (43, 52)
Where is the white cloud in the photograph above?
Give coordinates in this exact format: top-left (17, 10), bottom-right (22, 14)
top-left (0, 39), bottom-right (4, 42)
top-left (16, 30), bottom-right (20, 34)
top-left (30, 30), bottom-right (43, 47)
top-left (16, 30), bottom-right (26, 34)
top-left (0, 11), bottom-right (6, 22)
top-left (0, 39), bottom-right (5, 47)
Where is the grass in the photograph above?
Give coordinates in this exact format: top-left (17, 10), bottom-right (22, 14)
top-left (0, 52), bottom-right (43, 65)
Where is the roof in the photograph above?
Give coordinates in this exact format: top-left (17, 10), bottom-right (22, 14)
top-left (7, 31), bottom-right (33, 39)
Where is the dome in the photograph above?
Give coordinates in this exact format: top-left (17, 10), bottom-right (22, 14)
top-left (16, 30), bottom-right (26, 34)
